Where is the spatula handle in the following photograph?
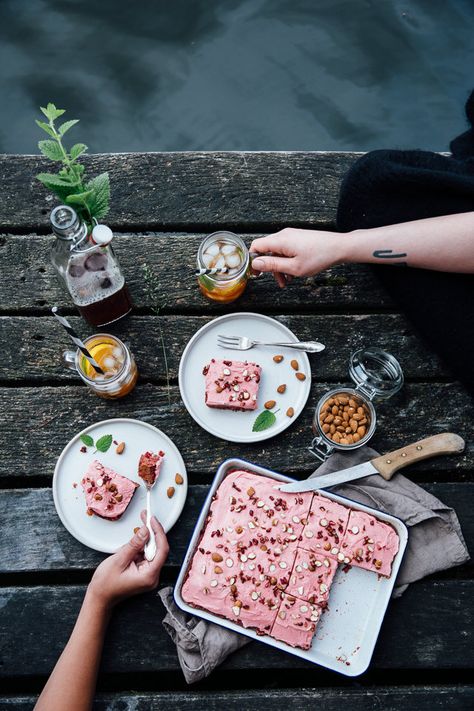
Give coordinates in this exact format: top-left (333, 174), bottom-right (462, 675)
top-left (371, 432), bottom-right (465, 480)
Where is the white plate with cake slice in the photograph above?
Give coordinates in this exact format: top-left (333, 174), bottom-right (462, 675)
top-left (52, 418), bottom-right (187, 553)
top-left (178, 312), bottom-right (313, 442)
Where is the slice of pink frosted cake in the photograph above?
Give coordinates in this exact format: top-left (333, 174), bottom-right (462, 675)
top-left (341, 510), bottom-right (399, 577)
top-left (271, 592), bottom-right (322, 650)
top-left (286, 549), bottom-right (338, 606)
top-left (300, 492), bottom-right (351, 561)
top-left (203, 358), bottom-right (261, 411)
top-left (81, 460), bottom-right (139, 520)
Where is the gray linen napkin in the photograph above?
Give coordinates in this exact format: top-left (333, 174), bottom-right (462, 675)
top-left (158, 446), bottom-right (470, 683)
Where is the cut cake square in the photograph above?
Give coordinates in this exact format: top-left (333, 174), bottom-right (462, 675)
top-left (286, 548), bottom-right (338, 606)
top-left (81, 460), bottom-right (138, 520)
top-left (341, 509), bottom-right (399, 577)
top-left (203, 358), bottom-right (261, 411)
top-left (270, 592), bottom-right (322, 650)
top-left (301, 492), bottom-right (351, 561)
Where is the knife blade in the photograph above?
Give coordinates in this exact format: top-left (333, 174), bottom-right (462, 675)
top-left (279, 432), bottom-right (465, 494)
top-left (279, 461), bottom-right (378, 493)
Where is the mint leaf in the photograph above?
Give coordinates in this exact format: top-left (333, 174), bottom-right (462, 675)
top-left (58, 119), bottom-right (79, 136)
top-left (85, 172), bottom-right (110, 220)
top-left (35, 119), bottom-right (56, 137)
top-left (95, 434), bottom-right (113, 453)
top-left (47, 103), bottom-right (65, 120)
top-left (66, 190), bottom-right (93, 206)
top-left (252, 410), bottom-right (277, 432)
top-left (70, 142), bottom-right (88, 160)
top-left (80, 434), bottom-right (94, 447)
top-left (38, 139), bottom-right (63, 161)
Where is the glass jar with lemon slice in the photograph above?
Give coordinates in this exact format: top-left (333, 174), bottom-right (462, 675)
top-left (62, 333), bottom-right (138, 398)
top-left (197, 232), bottom-right (251, 303)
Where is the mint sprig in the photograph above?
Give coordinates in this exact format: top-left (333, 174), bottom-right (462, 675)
top-left (252, 410), bottom-right (277, 432)
top-left (95, 434), bottom-right (113, 453)
top-left (35, 102), bottom-right (110, 230)
top-left (80, 433), bottom-right (94, 448)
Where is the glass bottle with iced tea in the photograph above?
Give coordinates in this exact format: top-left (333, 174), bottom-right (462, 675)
top-left (62, 333), bottom-right (138, 398)
top-left (50, 205), bottom-right (132, 327)
top-left (197, 231), bottom-right (251, 303)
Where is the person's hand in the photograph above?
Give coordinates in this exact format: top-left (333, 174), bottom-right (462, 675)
top-left (87, 511), bottom-right (169, 610)
top-left (250, 228), bottom-right (346, 287)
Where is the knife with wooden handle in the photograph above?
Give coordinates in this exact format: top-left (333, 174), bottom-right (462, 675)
top-left (279, 433), bottom-right (465, 493)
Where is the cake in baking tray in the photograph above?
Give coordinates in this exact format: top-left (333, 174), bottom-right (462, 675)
top-left (202, 358), bottom-right (261, 411)
top-left (181, 469), bottom-right (400, 650)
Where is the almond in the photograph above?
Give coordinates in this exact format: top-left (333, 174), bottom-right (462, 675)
top-left (286, 407), bottom-right (294, 417)
top-left (167, 486), bottom-right (175, 498)
top-left (247, 486), bottom-right (255, 497)
top-left (295, 372), bottom-right (306, 381)
top-left (277, 384), bottom-right (286, 394)
top-left (264, 400), bottom-right (276, 409)
top-left (212, 552), bottom-right (223, 562)
top-left (115, 441), bottom-right (125, 454)
top-left (273, 355), bottom-right (284, 363)
top-left (214, 566), bottom-right (223, 574)
top-left (115, 494), bottom-right (123, 502)
top-left (175, 473), bottom-right (184, 485)
top-left (290, 359), bottom-right (299, 371)
top-left (133, 526), bottom-right (140, 534)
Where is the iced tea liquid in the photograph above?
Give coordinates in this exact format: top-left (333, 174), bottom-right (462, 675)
top-left (77, 334), bottom-right (138, 399)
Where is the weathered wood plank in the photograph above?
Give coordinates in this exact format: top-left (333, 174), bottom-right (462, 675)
top-left (1, 233), bottom-right (392, 313)
top-left (0, 581), bottom-right (472, 676)
top-left (0, 152), bottom-right (360, 231)
top-left (0, 383), bottom-right (472, 481)
top-left (0, 313), bottom-right (447, 383)
top-left (1, 483), bottom-right (471, 574)
top-left (3, 688), bottom-right (474, 711)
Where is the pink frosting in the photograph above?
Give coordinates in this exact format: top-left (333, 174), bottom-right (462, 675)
top-left (181, 470), bottom-right (313, 633)
top-left (203, 359), bottom-right (261, 410)
top-left (300, 493), bottom-right (351, 560)
top-left (271, 592), bottom-right (322, 650)
top-left (286, 549), bottom-right (338, 606)
top-left (341, 510), bottom-right (400, 577)
top-left (81, 460), bottom-right (138, 520)
top-left (182, 470), bottom-right (400, 649)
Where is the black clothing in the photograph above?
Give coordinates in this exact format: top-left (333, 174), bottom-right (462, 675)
top-left (336, 91), bottom-right (474, 396)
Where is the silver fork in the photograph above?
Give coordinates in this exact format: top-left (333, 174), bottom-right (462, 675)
top-left (217, 334), bottom-right (325, 353)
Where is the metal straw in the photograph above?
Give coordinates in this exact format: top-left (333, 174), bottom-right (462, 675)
top-left (51, 307), bottom-right (105, 375)
top-left (196, 267), bottom-right (229, 276)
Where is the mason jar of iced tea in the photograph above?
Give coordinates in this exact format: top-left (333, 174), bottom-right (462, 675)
top-left (62, 333), bottom-right (138, 398)
top-left (197, 231), bottom-right (251, 303)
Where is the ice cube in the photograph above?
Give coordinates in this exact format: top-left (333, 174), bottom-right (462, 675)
top-left (221, 243), bottom-right (236, 255)
top-left (103, 356), bottom-right (116, 370)
top-left (112, 347), bottom-right (123, 359)
top-left (227, 268), bottom-right (239, 276)
top-left (68, 262), bottom-right (85, 278)
top-left (94, 374), bottom-right (105, 382)
top-left (202, 252), bottom-right (214, 268)
top-left (225, 252), bottom-right (241, 269)
top-left (84, 253), bottom-right (107, 272)
top-left (204, 242), bottom-right (220, 257)
top-left (214, 255), bottom-right (226, 269)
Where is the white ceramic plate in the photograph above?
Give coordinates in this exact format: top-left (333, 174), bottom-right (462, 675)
top-left (52, 418), bottom-right (187, 553)
top-left (175, 458), bottom-right (408, 677)
top-left (178, 312), bottom-right (312, 442)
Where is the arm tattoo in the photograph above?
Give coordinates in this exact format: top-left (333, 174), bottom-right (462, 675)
top-left (373, 249), bottom-right (407, 266)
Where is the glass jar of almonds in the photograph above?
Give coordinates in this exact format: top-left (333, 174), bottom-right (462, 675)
top-left (309, 348), bottom-right (404, 461)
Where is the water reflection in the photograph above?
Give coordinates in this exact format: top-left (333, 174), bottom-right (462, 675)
top-left (0, 0), bottom-right (472, 153)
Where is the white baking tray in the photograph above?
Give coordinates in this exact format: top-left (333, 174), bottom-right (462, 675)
top-left (174, 458), bottom-right (408, 676)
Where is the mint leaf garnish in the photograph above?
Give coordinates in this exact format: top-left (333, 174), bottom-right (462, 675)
top-left (80, 434), bottom-right (94, 447)
top-left (95, 434), bottom-right (113, 453)
top-left (252, 410), bottom-right (277, 432)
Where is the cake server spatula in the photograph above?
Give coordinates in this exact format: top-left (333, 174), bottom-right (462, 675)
top-left (279, 433), bottom-right (465, 493)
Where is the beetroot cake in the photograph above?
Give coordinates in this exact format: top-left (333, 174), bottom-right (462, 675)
top-left (202, 358), bottom-right (261, 411)
top-left (181, 470), bottom-right (400, 651)
top-left (81, 460), bottom-right (139, 520)
top-left (138, 450), bottom-right (164, 486)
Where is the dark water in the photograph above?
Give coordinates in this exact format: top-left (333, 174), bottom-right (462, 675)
top-left (1, 0), bottom-right (473, 154)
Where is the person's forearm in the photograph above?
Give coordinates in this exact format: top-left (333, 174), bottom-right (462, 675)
top-left (343, 212), bottom-right (474, 273)
top-left (35, 588), bottom-right (111, 711)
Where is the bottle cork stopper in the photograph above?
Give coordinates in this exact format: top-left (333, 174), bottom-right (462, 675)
top-left (92, 224), bottom-right (113, 245)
